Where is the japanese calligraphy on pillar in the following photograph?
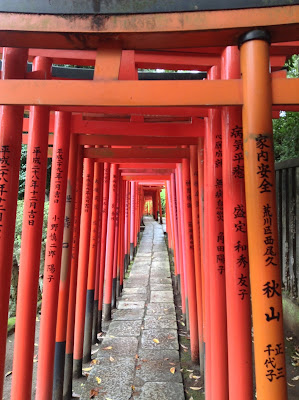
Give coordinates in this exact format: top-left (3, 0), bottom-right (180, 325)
top-left (103, 165), bottom-right (109, 217)
top-left (46, 147), bottom-right (64, 283)
top-left (91, 173), bottom-right (99, 250)
top-left (28, 146), bottom-right (41, 226)
top-left (111, 172), bottom-right (117, 222)
top-left (231, 126), bottom-right (249, 300)
top-left (215, 133), bottom-right (225, 274)
top-left (254, 133), bottom-right (284, 382)
top-left (0, 145), bottom-right (9, 234)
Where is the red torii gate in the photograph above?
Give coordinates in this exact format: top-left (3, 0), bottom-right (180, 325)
top-left (0, 3), bottom-right (298, 400)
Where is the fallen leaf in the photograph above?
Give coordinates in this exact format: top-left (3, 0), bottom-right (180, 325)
top-left (90, 388), bottom-right (99, 398)
top-left (286, 337), bottom-right (293, 341)
top-left (288, 383), bottom-right (296, 387)
top-left (291, 375), bottom-right (299, 381)
top-left (169, 362), bottom-right (176, 366)
top-left (170, 367), bottom-right (175, 374)
top-left (158, 316), bottom-right (162, 320)
top-left (180, 344), bottom-right (188, 350)
top-left (82, 367), bottom-right (92, 372)
top-left (72, 393), bottom-right (81, 398)
top-left (33, 359), bottom-right (38, 363)
top-left (91, 349), bottom-right (99, 355)
top-left (95, 376), bottom-right (101, 384)
top-left (186, 369), bottom-right (194, 373)
top-left (135, 354), bottom-right (139, 359)
top-left (193, 375), bottom-right (200, 379)
top-left (167, 335), bottom-right (175, 340)
top-left (190, 387), bottom-right (202, 391)
top-left (5, 371), bottom-right (12, 377)
top-left (91, 359), bottom-right (98, 365)
top-left (136, 365), bottom-right (141, 370)
top-left (106, 398), bottom-right (113, 400)
top-left (189, 372), bottom-right (194, 379)
top-left (131, 385), bottom-right (135, 392)
top-left (153, 338), bottom-right (160, 344)
top-left (34, 343), bottom-right (38, 347)
top-left (109, 356), bottom-right (115, 362)
top-left (180, 321), bottom-right (185, 326)
top-left (36, 317), bottom-right (40, 322)
top-left (102, 346), bottom-right (113, 350)
top-left (189, 397), bottom-right (194, 400)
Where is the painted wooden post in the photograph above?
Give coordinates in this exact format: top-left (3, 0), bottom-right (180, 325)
top-left (182, 156), bottom-right (199, 363)
top-left (175, 167), bottom-right (186, 315)
top-left (83, 159), bottom-right (102, 362)
top-left (63, 146), bottom-right (83, 399)
top-left (97, 162), bottom-right (110, 332)
top-left (11, 55), bottom-right (50, 400)
top-left (0, 48), bottom-right (28, 399)
top-left (53, 134), bottom-right (78, 400)
top-left (103, 163), bottom-right (119, 321)
top-left (130, 181), bottom-right (135, 260)
top-left (92, 162), bottom-right (104, 344)
top-left (73, 156), bottom-right (94, 378)
top-left (112, 171), bottom-right (121, 309)
top-left (240, 30), bottom-right (287, 400)
top-left (204, 67), bottom-right (229, 400)
top-left (221, 46), bottom-right (253, 400)
top-left (189, 144), bottom-right (204, 368)
top-left (36, 111), bottom-right (71, 400)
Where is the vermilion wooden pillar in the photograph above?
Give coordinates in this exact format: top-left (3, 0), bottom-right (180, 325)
top-left (170, 173), bottom-right (180, 292)
top-left (175, 167), bottom-right (186, 315)
top-left (124, 180), bottom-right (130, 270)
top-left (11, 55), bottom-right (50, 400)
top-left (205, 66), bottom-right (228, 400)
top-left (158, 189), bottom-right (163, 224)
top-left (53, 134), bottom-right (78, 400)
top-left (0, 48), bottom-right (28, 399)
top-left (63, 146), bottom-right (83, 399)
top-left (36, 111), bottom-right (71, 400)
top-left (92, 162), bottom-right (104, 344)
top-left (177, 164), bottom-right (188, 322)
top-left (221, 46), bottom-right (253, 400)
top-left (112, 171), bottom-right (121, 309)
top-left (182, 156), bottom-right (199, 363)
top-left (97, 162), bottom-right (110, 332)
top-left (83, 160), bottom-right (102, 362)
top-left (103, 163), bottom-right (119, 321)
top-left (190, 145), bottom-right (204, 368)
top-left (118, 180), bottom-right (126, 295)
top-left (197, 137), bottom-right (206, 376)
top-left (130, 181), bottom-right (135, 260)
top-left (203, 118), bottom-right (212, 398)
top-left (73, 156), bottom-right (94, 378)
top-left (240, 30), bottom-right (287, 400)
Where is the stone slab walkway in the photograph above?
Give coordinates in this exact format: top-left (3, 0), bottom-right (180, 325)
top-left (81, 216), bottom-right (184, 400)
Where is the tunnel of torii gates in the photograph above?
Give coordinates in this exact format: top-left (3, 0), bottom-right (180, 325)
top-left (0, 2), bottom-right (299, 400)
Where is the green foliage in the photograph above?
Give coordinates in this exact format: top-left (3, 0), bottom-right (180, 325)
top-left (160, 188), bottom-right (166, 215)
top-left (273, 112), bottom-right (299, 162)
top-left (272, 54), bottom-right (299, 162)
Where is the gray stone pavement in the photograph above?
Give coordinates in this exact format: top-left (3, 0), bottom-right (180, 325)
top-left (80, 216), bottom-right (184, 400)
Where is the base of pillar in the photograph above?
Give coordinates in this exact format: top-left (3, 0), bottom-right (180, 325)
top-left (53, 341), bottom-right (66, 400)
top-left (130, 243), bottom-right (134, 261)
top-left (73, 358), bottom-right (82, 379)
top-left (97, 310), bottom-right (102, 333)
top-left (63, 353), bottom-right (73, 400)
top-left (92, 300), bottom-right (99, 344)
top-left (116, 277), bottom-right (121, 297)
top-left (103, 303), bottom-right (112, 322)
top-left (111, 277), bottom-right (117, 309)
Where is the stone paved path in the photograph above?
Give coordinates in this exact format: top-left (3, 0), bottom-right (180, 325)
top-left (81, 216), bottom-right (184, 400)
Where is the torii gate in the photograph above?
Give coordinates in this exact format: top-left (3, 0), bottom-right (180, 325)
top-left (0, 2), bottom-right (298, 400)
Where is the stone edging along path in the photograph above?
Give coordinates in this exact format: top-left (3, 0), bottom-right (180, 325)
top-left (80, 216), bottom-right (184, 400)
